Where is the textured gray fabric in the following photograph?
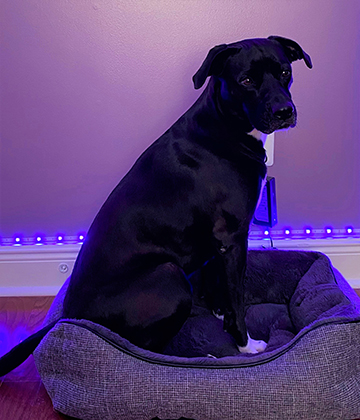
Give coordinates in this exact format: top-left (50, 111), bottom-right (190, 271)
top-left (34, 251), bottom-right (360, 420)
top-left (35, 322), bottom-right (360, 420)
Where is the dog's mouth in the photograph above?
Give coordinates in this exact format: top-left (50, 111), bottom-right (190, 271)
top-left (278, 119), bottom-right (296, 130)
top-left (243, 101), bottom-right (297, 134)
top-left (257, 115), bottom-right (297, 134)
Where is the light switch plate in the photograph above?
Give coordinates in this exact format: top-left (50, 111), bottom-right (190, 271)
top-left (264, 132), bottom-right (274, 166)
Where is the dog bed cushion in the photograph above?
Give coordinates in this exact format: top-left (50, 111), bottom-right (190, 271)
top-left (34, 250), bottom-right (360, 420)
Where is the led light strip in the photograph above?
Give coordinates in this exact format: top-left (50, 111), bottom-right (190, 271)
top-left (249, 226), bottom-right (360, 240)
top-left (1, 232), bottom-right (86, 246)
top-left (0, 227), bottom-right (359, 246)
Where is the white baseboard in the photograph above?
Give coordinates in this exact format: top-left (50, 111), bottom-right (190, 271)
top-left (0, 244), bottom-right (81, 296)
top-left (0, 239), bottom-right (359, 296)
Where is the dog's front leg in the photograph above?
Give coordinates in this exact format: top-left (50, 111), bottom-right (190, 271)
top-left (216, 235), bottom-right (267, 354)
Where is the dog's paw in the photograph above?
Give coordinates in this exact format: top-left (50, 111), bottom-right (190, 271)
top-left (212, 310), bottom-right (224, 321)
top-left (207, 354), bottom-right (217, 359)
top-left (238, 333), bottom-right (267, 354)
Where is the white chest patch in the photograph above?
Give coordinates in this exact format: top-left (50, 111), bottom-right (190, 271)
top-left (248, 129), bottom-right (268, 209)
top-left (248, 128), bottom-right (268, 146)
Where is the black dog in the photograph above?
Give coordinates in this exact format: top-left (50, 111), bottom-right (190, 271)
top-left (0, 36), bottom-right (311, 375)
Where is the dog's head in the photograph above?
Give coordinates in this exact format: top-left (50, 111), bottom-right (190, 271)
top-left (193, 36), bottom-right (312, 134)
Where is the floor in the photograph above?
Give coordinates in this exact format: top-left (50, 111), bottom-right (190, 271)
top-left (0, 296), bottom-right (75, 420)
top-left (1, 292), bottom-right (360, 420)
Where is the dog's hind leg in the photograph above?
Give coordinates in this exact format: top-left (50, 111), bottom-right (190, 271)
top-left (92, 262), bottom-right (193, 353)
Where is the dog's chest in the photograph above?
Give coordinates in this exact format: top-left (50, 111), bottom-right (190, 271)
top-left (247, 129), bottom-right (268, 209)
top-left (248, 129), bottom-right (267, 146)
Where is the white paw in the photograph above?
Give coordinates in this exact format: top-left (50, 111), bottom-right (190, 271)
top-left (207, 354), bottom-right (217, 359)
top-left (238, 333), bottom-right (267, 354)
top-left (212, 310), bottom-right (224, 321)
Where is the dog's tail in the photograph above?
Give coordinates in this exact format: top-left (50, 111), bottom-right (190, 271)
top-left (0, 319), bottom-right (60, 377)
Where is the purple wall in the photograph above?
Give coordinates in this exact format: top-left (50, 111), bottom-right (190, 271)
top-left (1, 0), bottom-right (359, 238)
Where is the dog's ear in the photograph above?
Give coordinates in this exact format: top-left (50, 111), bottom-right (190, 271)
top-left (192, 44), bottom-right (240, 89)
top-left (268, 36), bottom-right (313, 69)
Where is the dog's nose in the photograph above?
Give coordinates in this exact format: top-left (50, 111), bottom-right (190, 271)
top-left (273, 104), bottom-right (294, 120)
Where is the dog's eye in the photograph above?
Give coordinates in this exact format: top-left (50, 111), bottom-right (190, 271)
top-left (240, 77), bottom-right (253, 86)
top-left (281, 70), bottom-right (291, 78)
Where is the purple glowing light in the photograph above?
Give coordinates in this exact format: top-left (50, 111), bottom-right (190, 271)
top-left (57, 234), bottom-right (64, 243)
top-left (346, 226), bottom-right (353, 234)
top-left (78, 232), bottom-right (86, 243)
top-left (325, 227), bottom-right (333, 235)
top-left (35, 233), bottom-right (45, 244)
top-left (13, 235), bottom-right (23, 245)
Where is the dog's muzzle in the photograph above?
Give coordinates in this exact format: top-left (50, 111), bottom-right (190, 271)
top-left (261, 101), bottom-right (297, 133)
top-left (273, 102), bottom-right (294, 121)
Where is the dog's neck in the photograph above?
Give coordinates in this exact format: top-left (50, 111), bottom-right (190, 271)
top-left (248, 129), bottom-right (267, 146)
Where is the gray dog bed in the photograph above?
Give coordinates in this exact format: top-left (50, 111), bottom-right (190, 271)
top-left (34, 250), bottom-right (360, 420)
